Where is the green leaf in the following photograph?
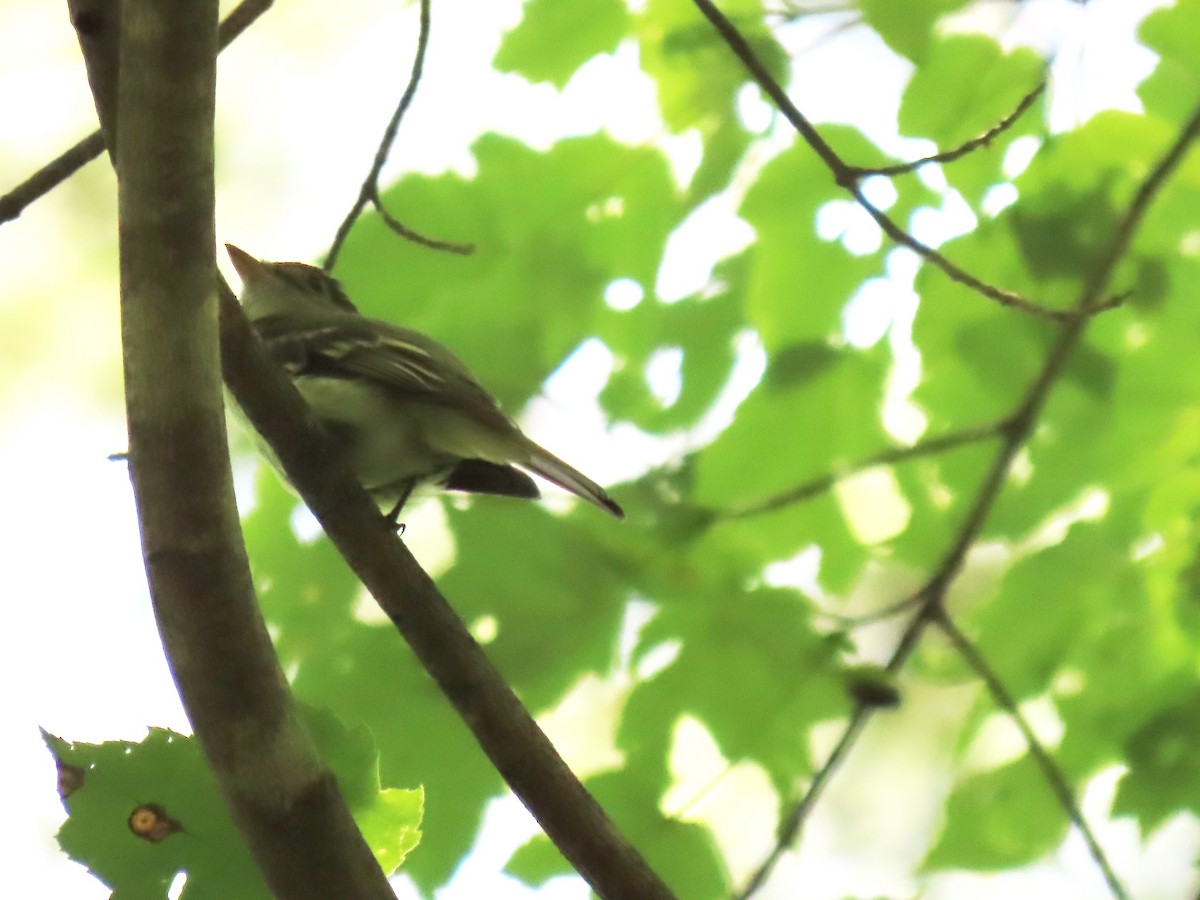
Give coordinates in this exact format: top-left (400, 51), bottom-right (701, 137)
top-left (298, 705), bottom-right (424, 874)
top-left (439, 501), bottom-right (631, 711)
top-left (899, 36), bottom-right (1043, 149)
top-left (739, 138), bottom-right (877, 347)
top-left (923, 756), bottom-right (1069, 871)
top-left (46, 728), bottom-right (265, 899)
top-left (966, 530), bottom-right (1136, 700)
top-left (598, 279), bottom-right (742, 432)
top-left (336, 133), bottom-right (681, 410)
top-left (623, 586), bottom-right (848, 793)
top-left (696, 343), bottom-right (890, 509)
top-left (583, 769), bottom-right (730, 898)
top-left (1138, 0), bottom-right (1200, 121)
top-left (859, 0), bottom-right (973, 62)
top-left (505, 835), bottom-right (573, 886)
top-left (636, 0), bottom-right (783, 133)
top-left (495, 0), bottom-right (630, 89)
top-left (1114, 691), bottom-right (1200, 834)
top-left (43, 721), bottom-right (420, 898)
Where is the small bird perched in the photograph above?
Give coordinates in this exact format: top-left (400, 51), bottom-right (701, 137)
top-left (226, 244), bottom-right (623, 521)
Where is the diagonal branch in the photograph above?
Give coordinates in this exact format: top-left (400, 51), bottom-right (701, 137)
top-left (690, 0), bottom-right (1120, 323)
top-left (325, 0), bottom-right (472, 271)
top-left (934, 612), bottom-right (1125, 899)
top-left (721, 417), bottom-right (1014, 520)
top-left (218, 287), bottom-right (673, 900)
top-left (737, 91), bottom-right (1200, 900)
top-left (0, 0), bottom-right (273, 226)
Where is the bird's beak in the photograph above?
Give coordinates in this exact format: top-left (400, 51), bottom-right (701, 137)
top-left (225, 243), bottom-right (265, 282)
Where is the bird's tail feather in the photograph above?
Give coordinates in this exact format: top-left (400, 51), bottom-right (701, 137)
top-left (522, 439), bottom-right (624, 519)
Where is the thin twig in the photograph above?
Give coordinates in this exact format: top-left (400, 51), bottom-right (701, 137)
top-left (823, 590), bottom-right (923, 628)
top-left (722, 417), bottom-right (1013, 520)
top-left (935, 613), bottom-right (1127, 900)
top-left (325, 0), bottom-right (471, 270)
top-left (846, 82), bottom-right (1047, 178)
top-left (737, 94), bottom-right (1200, 900)
top-left (0, 0), bottom-right (273, 226)
top-left (735, 581), bottom-right (940, 900)
top-left (0, 133), bottom-right (104, 226)
top-left (733, 704), bottom-right (874, 899)
top-left (690, 0), bottom-right (1119, 322)
top-left (375, 200), bottom-right (475, 255)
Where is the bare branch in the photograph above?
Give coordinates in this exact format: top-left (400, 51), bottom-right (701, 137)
top-left (0, 133), bottom-right (104, 226)
top-left (0, 0), bottom-right (273, 226)
top-left (375, 199), bottom-right (475, 255)
top-left (733, 704), bottom-right (875, 899)
top-left (690, 0), bottom-right (1120, 322)
top-left (935, 613), bottom-right (1127, 900)
top-left (846, 81), bottom-right (1047, 178)
top-left (737, 93), bottom-right (1200, 900)
top-left (325, 0), bottom-right (472, 271)
top-left (722, 417), bottom-right (1013, 520)
top-left (218, 287), bottom-right (674, 900)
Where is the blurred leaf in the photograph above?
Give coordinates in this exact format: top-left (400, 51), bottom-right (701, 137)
top-left (1138, 0), bottom-right (1200, 121)
top-left (1114, 691), bottom-right (1200, 834)
top-left (598, 283), bottom-right (742, 432)
top-left (505, 835), bottom-right (573, 886)
top-left (336, 133), bottom-right (681, 410)
top-left (899, 36), bottom-right (1043, 149)
top-left (495, 0), bottom-right (630, 89)
top-left (859, 0), bottom-right (972, 62)
top-left (623, 585), bottom-right (849, 794)
top-left (636, 0), bottom-right (783, 132)
top-left (696, 343), bottom-right (890, 509)
top-left (923, 756), bottom-right (1069, 871)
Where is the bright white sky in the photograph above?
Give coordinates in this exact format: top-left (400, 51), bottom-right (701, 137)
top-left (1, 0), bottom-right (1194, 898)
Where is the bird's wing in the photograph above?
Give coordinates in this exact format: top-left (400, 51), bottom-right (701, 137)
top-left (254, 313), bottom-right (514, 432)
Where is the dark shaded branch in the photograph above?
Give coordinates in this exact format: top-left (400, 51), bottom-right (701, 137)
top-left (935, 613), bottom-right (1126, 899)
top-left (74, 0), bottom-right (391, 894)
top-left (846, 81), bottom-right (1047, 178)
top-left (690, 0), bottom-right (1118, 323)
top-left (738, 91), bottom-right (1200, 900)
top-left (0, 0), bottom-right (272, 226)
top-left (325, 0), bottom-right (471, 271)
top-left (0, 132), bottom-right (105, 226)
top-left (218, 288), bottom-right (673, 899)
top-left (722, 417), bottom-right (1013, 520)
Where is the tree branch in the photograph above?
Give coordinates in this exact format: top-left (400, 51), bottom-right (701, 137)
top-left (845, 81), bottom-right (1047, 179)
top-left (721, 417), bottom-right (1014, 520)
top-left (218, 287), bottom-right (673, 899)
top-left (935, 612), bottom-right (1126, 899)
top-left (324, 0), bottom-right (472, 271)
top-left (690, 0), bottom-right (1120, 323)
top-left (79, 0), bottom-right (392, 894)
top-left (0, 0), bottom-right (272, 226)
top-left (737, 87), bottom-right (1200, 900)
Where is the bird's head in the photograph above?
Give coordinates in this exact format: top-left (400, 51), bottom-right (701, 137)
top-left (226, 244), bottom-right (359, 320)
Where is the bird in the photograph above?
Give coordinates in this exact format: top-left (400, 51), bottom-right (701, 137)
top-left (225, 244), bottom-right (623, 522)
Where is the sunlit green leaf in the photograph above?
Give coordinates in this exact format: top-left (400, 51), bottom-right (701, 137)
top-left (495, 0), bottom-right (630, 89)
top-left (924, 756), bottom-right (1069, 871)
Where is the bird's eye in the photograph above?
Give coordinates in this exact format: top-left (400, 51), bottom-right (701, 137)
top-left (307, 273), bottom-right (326, 293)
